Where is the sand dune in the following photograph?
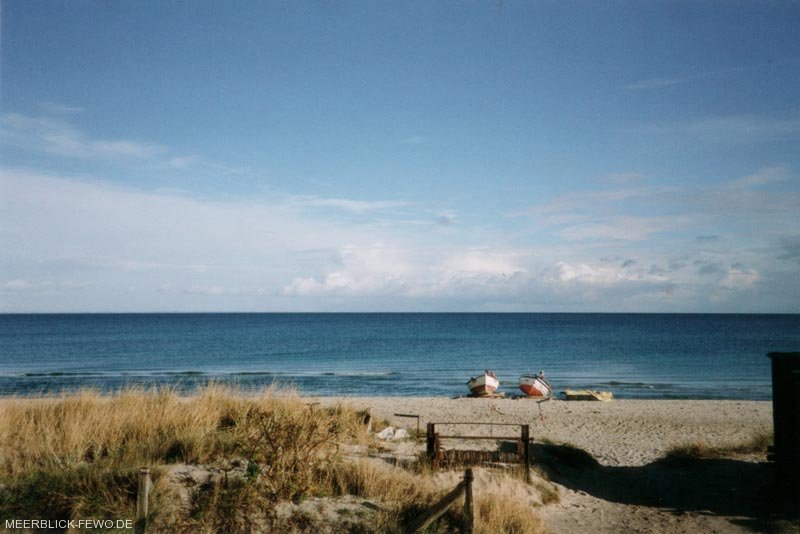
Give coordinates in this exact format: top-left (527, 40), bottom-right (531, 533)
top-left (315, 397), bottom-right (790, 533)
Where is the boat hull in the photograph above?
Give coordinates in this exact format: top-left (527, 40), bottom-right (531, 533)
top-left (519, 375), bottom-right (551, 397)
top-left (467, 373), bottom-right (500, 396)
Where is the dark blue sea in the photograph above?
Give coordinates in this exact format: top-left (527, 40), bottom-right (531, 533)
top-left (1, 313), bottom-right (798, 399)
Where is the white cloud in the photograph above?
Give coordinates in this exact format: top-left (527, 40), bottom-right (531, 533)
top-left (2, 278), bottom-right (91, 292)
top-left (604, 172), bottom-right (645, 184)
top-left (289, 195), bottom-right (411, 213)
top-left (638, 114), bottom-right (800, 142)
top-left (2, 113), bottom-right (166, 160)
top-left (439, 249), bottom-right (524, 277)
top-left (624, 58), bottom-right (799, 91)
top-left (184, 285), bottom-right (228, 296)
top-left (400, 135), bottom-right (426, 144)
top-left (730, 165), bottom-right (791, 188)
top-left (39, 102), bottom-right (84, 115)
top-left (166, 156), bottom-right (200, 169)
top-left (281, 244), bottom-right (678, 303)
top-left (4, 279), bottom-right (31, 290)
top-left (720, 266), bottom-right (760, 291)
top-left (556, 216), bottom-right (679, 241)
top-left (1, 166), bottom-right (797, 312)
top-left (555, 261), bottom-right (666, 285)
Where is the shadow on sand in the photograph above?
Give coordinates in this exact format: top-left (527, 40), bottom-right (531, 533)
top-left (529, 442), bottom-right (799, 533)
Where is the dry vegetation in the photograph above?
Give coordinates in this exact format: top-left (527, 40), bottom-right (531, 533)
top-left (661, 430), bottom-right (773, 463)
top-left (0, 386), bottom-right (546, 533)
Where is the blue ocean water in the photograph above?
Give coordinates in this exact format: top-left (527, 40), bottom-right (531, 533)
top-left (0, 313), bottom-right (797, 399)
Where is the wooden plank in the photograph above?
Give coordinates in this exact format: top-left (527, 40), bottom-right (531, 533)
top-left (403, 481), bottom-right (466, 533)
top-left (438, 450), bottom-right (521, 465)
top-left (463, 469), bottom-right (474, 534)
top-left (135, 467), bottom-right (150, 534)
top-left (522, 424), bottom-right (531, 482)
top-left (436, 421), bottom-right (522, 426)
top-left (426, 423), bottom-right (436, 461)
top-left (435, 434), bottom-right (522, 440)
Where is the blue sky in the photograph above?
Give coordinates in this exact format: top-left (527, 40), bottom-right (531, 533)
top-left (1, 1), bottom-right (799, 312)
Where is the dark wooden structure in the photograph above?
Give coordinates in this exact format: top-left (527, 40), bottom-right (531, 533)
top-left (426, 422), bottom-right (531, 482)
top-left (768, 352), bottom-right (800, 514)
top-left (403, 468), bottom-right (474, 533)
top-left (135, 467), bottom-right (151, 534)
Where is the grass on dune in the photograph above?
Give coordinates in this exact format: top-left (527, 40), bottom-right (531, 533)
top-left (661, 430), bottom-right (773, 463)
top-left (0, 384), bottom-right (365, 477)
top-left (0, 385), bottom-right (367, 530)
top-left (0, 386), bottom-right (547, 533)
top-left (332, 460), bottom-right (546, 534)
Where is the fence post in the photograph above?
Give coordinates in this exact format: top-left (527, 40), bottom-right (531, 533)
top-left (463, 468), bottom-right (474, 533)
top-left (521, 425), bottom-right (530, 483)
top-left (426, 423), bottom-right (436, 461)
top-left (135, 467), bottom-right (151, 534)
top-left (403, 480), bottom-right (466, 533)
top-left (364, 409), bottom-right (373, 434)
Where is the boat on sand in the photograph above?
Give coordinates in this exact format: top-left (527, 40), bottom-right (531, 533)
top-left (467, 370), bottom-right (499, 396)
top-left (518, 372), bottom-right (552, 397)
top-left (562, 389), bottom-right (613, 401)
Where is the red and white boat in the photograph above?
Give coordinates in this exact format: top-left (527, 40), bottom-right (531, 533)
top-left (519, 373), bottom-right (552, 397)
top-left (467, 370), bottom-right (500, 396)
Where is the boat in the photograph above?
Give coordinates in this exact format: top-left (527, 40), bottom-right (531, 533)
top-left (518, 372), bottom-right (552, 397)
top-left (467, 370), bottom-right (500, 396)
top-left (562, 389), bottom-right (613, 401)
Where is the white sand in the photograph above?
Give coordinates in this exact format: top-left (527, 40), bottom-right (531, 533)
top-left (317, 397), bottom-right (772, 466)
top-left (316, 397), bottom-right (779, 533)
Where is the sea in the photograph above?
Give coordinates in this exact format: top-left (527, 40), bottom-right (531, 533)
top-left (0, 313), bottom-right (798, 399)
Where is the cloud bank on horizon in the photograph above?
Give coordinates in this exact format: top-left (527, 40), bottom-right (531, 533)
top-left (1, 2), bottom-right (799, 312)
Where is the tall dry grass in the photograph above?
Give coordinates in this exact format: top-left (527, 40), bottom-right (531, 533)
top-left (0, 385), bottom-right (365, 477)
top-left (0, 387), bottom-right (545, 533)
top-left (0, 385), bottom-right (368, 529)
top-left (332, 460), bottom-right (546, 534)
top-left (662, 430), bottom-right (773, 463)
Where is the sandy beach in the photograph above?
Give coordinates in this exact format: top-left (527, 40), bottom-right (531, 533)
top-left (316, 397), bottom-right (773, 466)
top-left (314, 397), bottom-right (788, 534)
top-left (2, 389), bottom-right (795, 533)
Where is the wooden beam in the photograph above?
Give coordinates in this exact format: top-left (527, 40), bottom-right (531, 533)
top-left (463, 468), bottom-right (474, 534)
top-left (521, 424), bottom-right (530, 482)
top-left (135, 467), bottom-right (151, 534)
top-left (403, 481), bottom-right (466, 533)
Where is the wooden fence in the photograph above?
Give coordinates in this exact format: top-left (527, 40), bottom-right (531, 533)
top-left (402, 468), bottom-right (474, 534)
top-left (427, 422), bottom-right (531, 482)
top-left (135, 467), bottom-right (150, 534)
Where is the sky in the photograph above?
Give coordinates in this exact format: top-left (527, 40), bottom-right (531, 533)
top-left (1, 1), bottom-right (799, 313)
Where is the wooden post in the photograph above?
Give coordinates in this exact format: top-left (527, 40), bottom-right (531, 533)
top-left (463, 468), bottom-right (474, 534)
top-left (521, 425), bottom-right (530, 483)
top-left (135, 467), bottom-right (151, 534)
top-left (403, 480), bottom-right (466, 533)
top-left (426, 423), bottom-right (436, 462)
top-left (364, 409), bottom-right (373, 434)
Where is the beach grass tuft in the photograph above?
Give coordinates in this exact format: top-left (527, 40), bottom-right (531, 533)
top-left (662, 430), bottom-right (773, 463)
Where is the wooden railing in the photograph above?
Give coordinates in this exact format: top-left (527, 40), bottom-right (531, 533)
top-left (135, 467), bottom-right (151, 534)
top-left (402, 468), bottom-right (474, 534)
top-left (427, 422), bottom-right (531, 482)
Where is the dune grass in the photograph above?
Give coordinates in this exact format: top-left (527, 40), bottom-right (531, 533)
top-left (661, 430), bottom-right (773, 463)
top-left (0, 386), bottom-right (546, 533)
top-left (332, 460), bottom-right (546, 534)
top-left (0, 386), bottom-right (367, 530)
